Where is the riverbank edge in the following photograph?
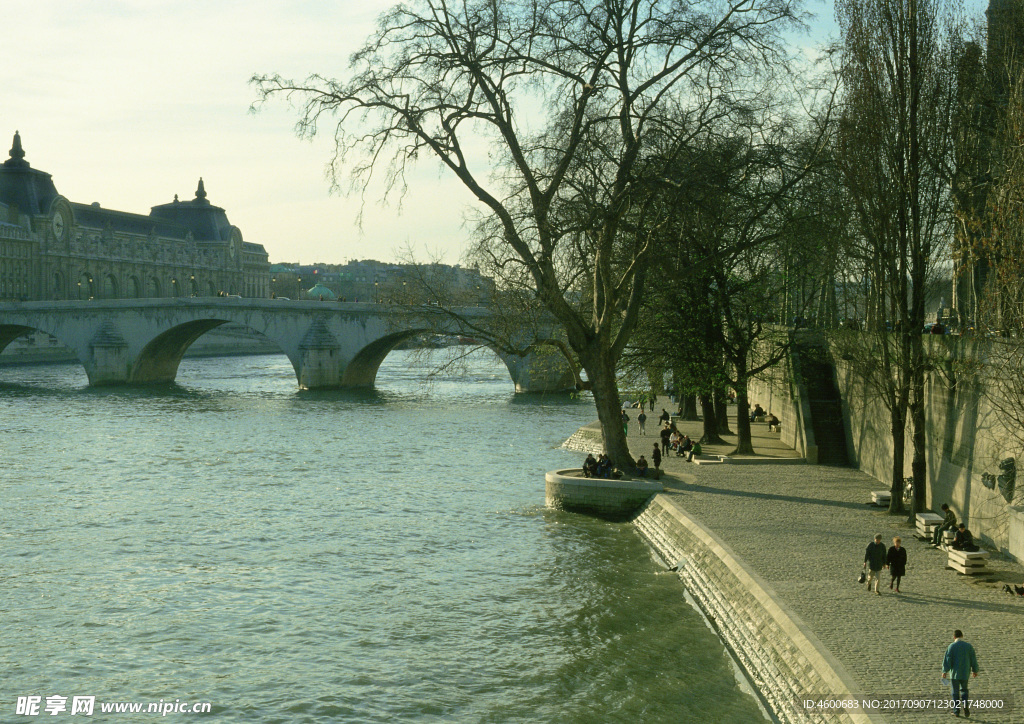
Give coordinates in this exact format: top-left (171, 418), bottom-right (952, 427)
top-left (632, 494), bottom-right (884, 724)
top-left (562, 425), bottom-right (885, 724)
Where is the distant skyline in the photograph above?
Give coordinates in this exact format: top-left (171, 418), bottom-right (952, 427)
top-left (8, 0), bottom-right (982, 267)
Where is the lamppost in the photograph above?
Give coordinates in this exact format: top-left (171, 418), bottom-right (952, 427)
top-left (297, 276), bottom-right (302, 299)
top-left (271, 277), bottom-right (276, 299)
top-left (171, 278), bottom-right (178, 297)
top-left (374, 280), bottom-right (379, 303)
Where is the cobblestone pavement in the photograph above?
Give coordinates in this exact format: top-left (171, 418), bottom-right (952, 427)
top-left (623, 413), bottom-right (1024, 723)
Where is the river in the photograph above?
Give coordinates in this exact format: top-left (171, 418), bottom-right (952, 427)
top-left (0, 349), bottom-right (765, 722)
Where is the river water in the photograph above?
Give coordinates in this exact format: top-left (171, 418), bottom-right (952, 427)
top-left (1, 349), bottom-right (765, 723)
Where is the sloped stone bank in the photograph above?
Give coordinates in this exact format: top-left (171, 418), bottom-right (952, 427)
top-left (632, 495), bottom-right (886, 724)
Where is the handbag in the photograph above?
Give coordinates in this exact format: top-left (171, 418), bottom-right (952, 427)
top-left (858, 570), bottom-right (866, 584)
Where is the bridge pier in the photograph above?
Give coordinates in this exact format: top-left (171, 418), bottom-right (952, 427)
top-left (501, 349), bottom-right (579, 393)
top-left (296, 318), bottom-right (343, 389)
top-left (85, 323), bottom-right (131, 385)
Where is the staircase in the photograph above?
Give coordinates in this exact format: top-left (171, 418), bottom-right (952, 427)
top-left (795, 342), bottom-right (849, 466)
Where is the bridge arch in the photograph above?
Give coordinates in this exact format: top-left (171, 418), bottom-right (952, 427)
top-left (342, 330), bottom-right (429, 386)
top-left (131, 319), bottom-right (291, 384)
top-left (0, 321), bottom-right (79, 368)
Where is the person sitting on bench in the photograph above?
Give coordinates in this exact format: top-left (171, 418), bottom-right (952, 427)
top-left (636, 455), bottom-right (649, 477)
top-left (582, 453), bottom-right (598, 478)
top-left (750, 404), bottom-right (765, 422)
top-left (932, 503), bottom-right (957, 545)
top-left (952, 523), bottom-right (979, 552)
top-left (767, 413), bottom-right (780, 432)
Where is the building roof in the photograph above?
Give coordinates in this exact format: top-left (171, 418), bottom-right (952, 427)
top-left (0, 132), bottom-right (60, 216)
top-left (305, 283), bottom-right (337, 300)
top-left (70, 202), bottom-right (192, 240)
top-left (150, 178), bottom-right (236, 241)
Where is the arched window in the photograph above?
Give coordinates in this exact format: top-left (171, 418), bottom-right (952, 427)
top-left (52, 272), bottom-right (65, 299)
top-left (102, 274), bottom-right (118, 299)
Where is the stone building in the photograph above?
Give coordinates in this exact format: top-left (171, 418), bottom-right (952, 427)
top-left (0, 131), bottom-right (269, 302)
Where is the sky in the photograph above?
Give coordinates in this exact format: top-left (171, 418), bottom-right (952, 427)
top-left (4, 0), bottom-right (981, 267)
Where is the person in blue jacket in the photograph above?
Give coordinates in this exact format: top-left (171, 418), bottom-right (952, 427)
top-left (942, 629), bottom-right (979, 717)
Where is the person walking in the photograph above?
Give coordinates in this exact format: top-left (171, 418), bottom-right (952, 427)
top-left (660, 424), bottom-right (671, 454)
top-left (621, 409), bottom-right (629, 437)
top-left (942, 629), bottom-right (979, 717)
top-left (863, 534), bottom-right (886, 595)
top-left (886, 536), bottom-right (907, 593)
top-left (652, 443), bottom-right (661, 470)
top-left (637, 410), bottom-right (647, 436)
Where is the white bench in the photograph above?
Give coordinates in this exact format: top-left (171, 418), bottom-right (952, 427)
top-left (916, 512), bottom-right (943, 540)
top-left (947, 548), bottom-right (989, 575)
top-left (871, 490), bottom-right (891, 506)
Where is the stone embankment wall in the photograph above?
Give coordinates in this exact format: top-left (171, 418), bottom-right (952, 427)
top-left (633, 495), bottom-right (884, 724)
top-left (751, 334), bottom-right (1024, 563)
top-left (545, 469), bottom-right (662, 520)
top-left (562, 421), bottom-right (604, 454)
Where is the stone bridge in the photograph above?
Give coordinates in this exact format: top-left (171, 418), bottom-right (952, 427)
top-left (0, 298), bottom-right (579, 392)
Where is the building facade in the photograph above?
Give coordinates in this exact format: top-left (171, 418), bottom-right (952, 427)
top-left (0, 132), bottom-right (269, 302)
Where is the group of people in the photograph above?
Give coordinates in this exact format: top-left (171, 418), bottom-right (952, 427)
top-left (931, 503), bottom-right (979, 551)
top-left (861, 502), bottom-right (982, 717)
top-left (581, 453), bottom-right (615, 479)
top-left (862, 534), bottom-right (908, 594)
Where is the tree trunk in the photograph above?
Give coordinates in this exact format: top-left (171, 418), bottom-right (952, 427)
top-left (714, 390), bottom-right (733, 435)
top-left (733, 380), bottom-right (756, 455)
top-left (888, 406), bottom-right (908, 515)
top-left (579, 352), bottom-right (634, 471)
top-left (699, 394), bottom-right (726, 444)
top-left (681, 394), bottom-right (699, 420)
top-left (909, 321), bottom-right (928, 522)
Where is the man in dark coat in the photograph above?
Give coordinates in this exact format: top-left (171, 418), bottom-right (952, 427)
top-left (952, 523), bottom-right (978, 551)
top-left (863, 534), bottom-right (887, 595)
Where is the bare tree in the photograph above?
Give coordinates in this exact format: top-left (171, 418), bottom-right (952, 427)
top-left (252, 0), bottom-right (802, 468)
top-left (835, 0), bottom-right (961, 514)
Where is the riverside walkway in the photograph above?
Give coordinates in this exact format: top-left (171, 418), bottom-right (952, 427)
top-left (621, 411), bottom-right (1024, 722)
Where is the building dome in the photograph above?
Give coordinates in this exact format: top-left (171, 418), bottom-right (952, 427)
top-left (305, 282), bottom-right (336, 301)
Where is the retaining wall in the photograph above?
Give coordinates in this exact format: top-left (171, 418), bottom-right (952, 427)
top-left (632, 494), bottom-right (886, 724)
top-left (749, 334), bottom-right (1024, 563)
top-left (832, 336), bottom-right (1024, 562)
top-left (545, 469), bottom-right (662, 520)
top-left (562, 422), bottom-right (604, 454)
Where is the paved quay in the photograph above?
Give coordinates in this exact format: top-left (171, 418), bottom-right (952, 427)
top-left (616, 411), bottom-right (1024, 722)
